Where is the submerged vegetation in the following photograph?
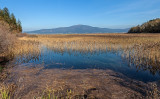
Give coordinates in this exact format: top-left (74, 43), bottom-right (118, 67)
top-left (128, 18), bottom-right (160, 33)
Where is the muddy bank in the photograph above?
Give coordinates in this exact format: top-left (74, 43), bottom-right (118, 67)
top-left (1, 64), bottom-right (159, 99)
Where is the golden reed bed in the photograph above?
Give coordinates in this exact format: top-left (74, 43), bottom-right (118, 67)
top-left (14, 33), bottom-right (160, 74)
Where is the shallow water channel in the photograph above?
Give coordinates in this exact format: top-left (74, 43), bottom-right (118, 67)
top-left (13, 45), bottom-right (160, 83)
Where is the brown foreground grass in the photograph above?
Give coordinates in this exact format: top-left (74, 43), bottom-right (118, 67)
top-left (0, 65), bottom-right (159, 99)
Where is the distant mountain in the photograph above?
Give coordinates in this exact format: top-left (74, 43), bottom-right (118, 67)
top-left (27, 25), bottom-right (129, 34)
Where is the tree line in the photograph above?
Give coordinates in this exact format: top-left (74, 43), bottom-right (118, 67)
top-left (128, 18), bottom-right (160, 33)
top-left (0, 7), bottom-right (22, 33)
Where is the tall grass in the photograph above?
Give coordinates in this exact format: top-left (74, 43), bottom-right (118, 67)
top-left (0, 86), bottom-right (10, 99)
top-left (10, 40), bottom-right (41, 63)
top-left (18, 34), bottom-right (160, 74)
top-left (0, 84), bottom-right (16, 99)
top-left (34, 86), bottom-right (73, 99)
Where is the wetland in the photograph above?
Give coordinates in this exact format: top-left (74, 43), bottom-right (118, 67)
top-left (0, 33), bottom-right (160, 98)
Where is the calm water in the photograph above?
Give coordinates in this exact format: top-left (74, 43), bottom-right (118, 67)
top-left (14, 46), bottom-right (160, 83)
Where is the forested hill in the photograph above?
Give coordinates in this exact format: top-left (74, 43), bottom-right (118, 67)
top-left (27, 25), bottom-right (129, 34)
top-left (128, 18), bottom-right (160, 33)
top-left (0, 7), bottom-right (22, 33)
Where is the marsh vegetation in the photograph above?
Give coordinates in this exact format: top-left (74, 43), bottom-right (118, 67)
top-left (18, 34), bottom-right (160, 74)
top-left (0, 33), bottom-right (159, 98)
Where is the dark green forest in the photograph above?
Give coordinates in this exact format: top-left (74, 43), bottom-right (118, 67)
top-left (0, 7), bottom-right (22, 33)
top-left (128, 18), bottom-right (160, 33)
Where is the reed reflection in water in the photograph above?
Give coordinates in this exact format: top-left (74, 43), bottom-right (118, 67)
top-left (13, 34), bottom-right (160, 82)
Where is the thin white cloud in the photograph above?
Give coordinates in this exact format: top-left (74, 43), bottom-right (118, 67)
top-left (96, 0), bottom-right (160, 16)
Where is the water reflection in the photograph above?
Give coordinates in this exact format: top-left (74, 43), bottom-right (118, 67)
top-left (13, 41), bottom-right (160, 82)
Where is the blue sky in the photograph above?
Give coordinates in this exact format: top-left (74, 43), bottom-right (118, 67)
top-left (0, 0), bottom-right (160, 31)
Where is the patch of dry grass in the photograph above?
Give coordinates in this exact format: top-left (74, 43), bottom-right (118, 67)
top-left (0, 83), bottom-right (16, 99)
top-left (8, 40), bottom-right (41, 63)
top-left (0, 20), bottom-right (16, 57)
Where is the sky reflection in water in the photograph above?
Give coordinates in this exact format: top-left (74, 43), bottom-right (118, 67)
top-left (14, 46), bottom-right (160, 83)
